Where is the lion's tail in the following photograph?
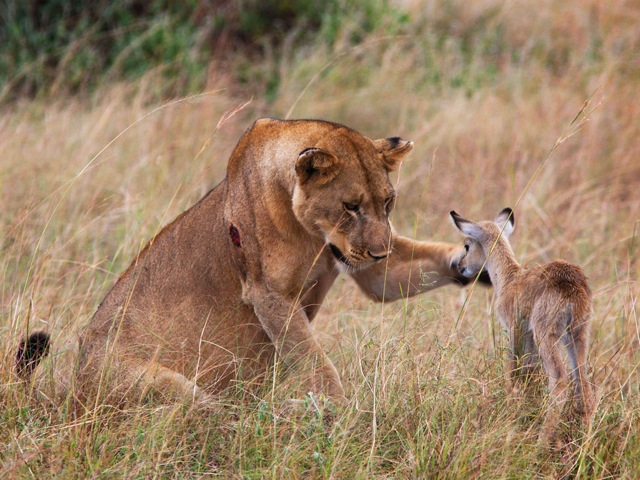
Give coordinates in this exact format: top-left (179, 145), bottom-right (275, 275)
top-left (16, 331), bottom-right (51, 379)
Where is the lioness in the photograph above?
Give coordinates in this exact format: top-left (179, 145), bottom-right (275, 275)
top-left (19, 118), bottom-right (482, 405)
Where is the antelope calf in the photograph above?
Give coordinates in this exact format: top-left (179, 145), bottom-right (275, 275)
top-left (450, 208), bottom-right (595, 431)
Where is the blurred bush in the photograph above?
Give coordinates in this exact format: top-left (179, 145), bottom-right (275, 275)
top-left (0, 0), bottom-right (406, 102)
top-left (0, 0), bottom-right (209, 100)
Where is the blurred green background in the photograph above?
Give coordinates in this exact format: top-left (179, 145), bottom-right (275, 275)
top-left (0, 0), bottom-right (409, 101)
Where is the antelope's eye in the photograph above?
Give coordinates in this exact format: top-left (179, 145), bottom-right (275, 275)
top-left (344, 202), bottom-right (359, 212)
top-left (384, 195), bottom-right (395, 212)
top-left (464, 243), bottom-right (470, 252)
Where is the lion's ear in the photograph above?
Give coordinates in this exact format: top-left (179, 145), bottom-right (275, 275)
top-left (374, 137), bottom-right (414, 172)
top-left (295, 148), bottom-right (342, 185)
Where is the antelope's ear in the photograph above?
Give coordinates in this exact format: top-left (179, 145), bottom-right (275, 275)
top-left (449, 211), bottom-right (485, 241)
top-left (495, 207), bottom-right (515, 238)
top-left (374, 137), bottom-right (414, 172)
top-left (295, 148), bottom-right (342, 185)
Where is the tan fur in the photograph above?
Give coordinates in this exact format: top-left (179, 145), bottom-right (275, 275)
top-left (450, 208), bottom-right (595, 436)
top-left (26, 119), bottom-right (474, 407)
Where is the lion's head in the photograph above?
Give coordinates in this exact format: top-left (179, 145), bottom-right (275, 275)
top-left (291, 127), bottom-right (413, 271)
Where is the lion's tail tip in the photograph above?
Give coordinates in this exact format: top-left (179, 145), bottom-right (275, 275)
top-left (16, 331), bottom-right (51, 378)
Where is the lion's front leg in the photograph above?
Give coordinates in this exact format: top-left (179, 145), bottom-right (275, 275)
top-left (351, 234), bottom-right (484, 302)
top-left (242, 282), bottom-right (345, 402)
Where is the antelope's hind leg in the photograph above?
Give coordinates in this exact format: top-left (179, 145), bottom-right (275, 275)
top-left (534, 318), bottom-right (570, 443)
top-left (564, 322), bottom-right (595, 421)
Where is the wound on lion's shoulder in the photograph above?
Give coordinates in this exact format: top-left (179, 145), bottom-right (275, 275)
top-left (229, 224), bottom-right (242, 248)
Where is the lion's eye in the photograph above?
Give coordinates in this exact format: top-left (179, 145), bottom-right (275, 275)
top-left (344, 202), bottom-right (359, 213)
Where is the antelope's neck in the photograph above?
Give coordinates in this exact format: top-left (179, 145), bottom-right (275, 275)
top-left (486, 241), bottom-right (520, 295)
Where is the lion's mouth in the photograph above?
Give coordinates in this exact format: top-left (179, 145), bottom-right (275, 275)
top-left (329, 244), bottom-right (352, 267)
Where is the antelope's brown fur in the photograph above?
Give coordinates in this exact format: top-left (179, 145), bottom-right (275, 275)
top-left (451, 208), bottom-right (595, 439)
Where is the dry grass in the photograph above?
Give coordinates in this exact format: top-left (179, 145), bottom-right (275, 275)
top-left (2, 0), bottom-right (639, 477)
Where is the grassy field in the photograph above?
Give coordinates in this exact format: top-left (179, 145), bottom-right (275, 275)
top-left (2, 0), bottom-right (640, 477)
